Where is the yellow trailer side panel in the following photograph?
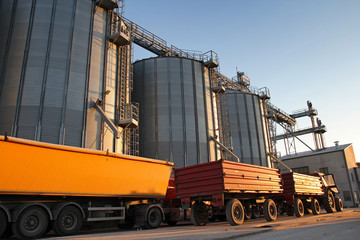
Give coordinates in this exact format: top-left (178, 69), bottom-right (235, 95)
top-left (0, 136), bottom-right (173, 198)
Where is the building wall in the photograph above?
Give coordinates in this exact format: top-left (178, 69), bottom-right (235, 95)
top-left (344, 145), bottom-right (360, 204)
top-left (281, 146), bottom-right (360, 207)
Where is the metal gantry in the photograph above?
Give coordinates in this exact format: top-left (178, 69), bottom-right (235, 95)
top-left (273, 100), bottom-right (327, 156)
top-left (106, 5), bottom-right (326, 158)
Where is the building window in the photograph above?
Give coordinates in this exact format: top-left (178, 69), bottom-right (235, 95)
top-left (319, 167), bottom-right (329, 175)
top-left (292, 166), bottom-right (309, 174)
top-left (343, 191), bottom-right (352, 201)
top-left (351, 173), bottom-right (354, 182)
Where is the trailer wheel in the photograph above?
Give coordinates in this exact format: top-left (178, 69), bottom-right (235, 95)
top-left (323, 190), bottom-right (336, 213)
top-left (53, 206), bottom-right (83, 236)
top-left (311, 198), bottom-right (321, 215)
top-left (190, 202), bottom-right (209, 226)
top-left (225, 199), bottom-right (244, 226)
top-left (145, 207), bottom-right (162, 229)
top-left (335, 197), bottom-right (343, 212)
top-left (12, 206), bottom-right (49, 239)
top-left (264, 199), bottom-right (277, 221)
top-left (0, 210), bottom-right (7, 237)
top-left (244, 203), bottom-right (252, 220)
top-left (251, 205), bottom-right (260, 219)
top-left (294, 198), bottom-right (304, 217)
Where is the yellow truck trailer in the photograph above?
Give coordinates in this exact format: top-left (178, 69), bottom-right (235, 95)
top-left (0, 136), bottom-right (174, 239)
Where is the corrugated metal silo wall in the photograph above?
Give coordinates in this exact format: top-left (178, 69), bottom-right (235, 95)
top-left (225, 92), bottom-right (271, 167)
top-left (133, 57), bottom-right (216, 168)
top-left (0, 0), bottom-right (121, 152)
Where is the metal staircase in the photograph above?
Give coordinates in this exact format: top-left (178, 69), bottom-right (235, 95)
top-left (92, 11), bottom-right (140, 156)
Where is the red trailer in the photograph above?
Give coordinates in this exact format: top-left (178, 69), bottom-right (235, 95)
top-left (174, 160), bottom-right (283, 226)
top-left (279, 172), bottom-right (343, 217)
top-left (280, 172), bottom-right (324, 217)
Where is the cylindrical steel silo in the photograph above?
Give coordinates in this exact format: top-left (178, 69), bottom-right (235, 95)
top-left (133, 57), bottom-right (218, 167)
top-left (223, 92), bottom-right (271, 167)
top-left (0, 0), bottom-right (132, 153)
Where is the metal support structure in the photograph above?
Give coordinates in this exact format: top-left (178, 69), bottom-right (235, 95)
top-left (276, 100), bottom-right (327, 153)
top-left (272, 158), bottom-right (293, 173)
top-left (93, 99), bottom-right (121, 139)
top-left (210, 137), bottom-right (240, 163)
top-left (275, 125), bottom-right (326, 141)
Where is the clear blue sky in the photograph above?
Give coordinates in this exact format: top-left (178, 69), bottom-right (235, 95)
top-left (125, 0), bottom-right (360, 161)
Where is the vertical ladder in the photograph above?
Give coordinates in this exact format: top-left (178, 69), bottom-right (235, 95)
top-left (217, 94), bottom-right (233, 160)
top-left (118, 45), bottom-right (128, 120)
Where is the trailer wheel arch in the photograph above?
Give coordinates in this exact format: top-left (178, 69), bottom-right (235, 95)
top-left (11, 202), bottom-right (53, 222)
top-left (0, 204), bottom-right (11, 222)
top-left (52, 202), bottom-right (85, 221)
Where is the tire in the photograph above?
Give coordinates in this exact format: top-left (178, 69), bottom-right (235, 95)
top-left (12, 206), bottom-right (49, 239)
top-left (190, 202), bottom-right (209, 226)
top-left (53, 206), bottom-right (83, 236)
top-left (0, 210), bottom-right (7, 238)
top-left (145, 207), bottom-right (162, 229)
top-left (244, 204), bottom-right (252, 220)
top-left (263, 199), bottom-right (277, 221)
top-left (311, 198), bottom-right (321, 215)
top-left (225, 199), bottom-right (244, 226)
top-left (294, 198), bottom-right (304, 217)
top-left (323, 190), bottom-right (336, 213)
top-left (335, 197), bottom-right (343, 212)
top-left (251, 205), bottom-right (260, 219)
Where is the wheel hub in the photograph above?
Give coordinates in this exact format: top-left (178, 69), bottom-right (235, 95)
top-left (270, 205), bottom-right (275, 216)
top-left (24, 215), bottom-right (38, 231)
top-left (149, 212), bottom-right (156, 223)
top-left (63, 215), bottom-right (75, 228)
top-left (234, 206), bottom-right (241, 219)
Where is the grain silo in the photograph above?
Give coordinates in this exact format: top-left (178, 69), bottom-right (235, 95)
top-left (0, 0), bottom-right (137, 154)
top-left (133, 57), bottom-right (219, 167)
top-left (223, 91), bottom-right (272, 167)
top-left (207, 71), bottom-right (273, 167)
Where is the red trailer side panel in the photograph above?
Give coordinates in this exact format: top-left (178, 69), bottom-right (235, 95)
top-left (174, 160), bottom-right (283, 199)
top-left (222, 161), bottom-right (283, 193)
top-left (174, 161), bottom-right (225, 198)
